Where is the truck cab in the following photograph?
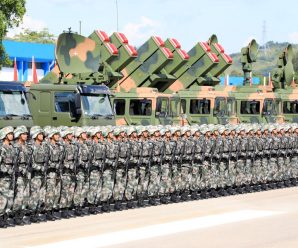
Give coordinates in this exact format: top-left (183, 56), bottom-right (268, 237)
top-left (0, 81), bottom-right (33, 128)
top-left (28, 83), bottom-right (115, 127)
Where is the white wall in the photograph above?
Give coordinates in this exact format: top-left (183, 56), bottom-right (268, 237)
top-left (0, 67), bottom-right (44, 81)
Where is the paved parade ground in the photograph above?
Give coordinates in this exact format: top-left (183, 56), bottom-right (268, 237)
top-left (1, 187), bottom-right (298, 248)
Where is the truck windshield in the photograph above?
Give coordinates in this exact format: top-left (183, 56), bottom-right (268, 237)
top-left (81, 94), bottom-right (114, 116)
top-left (0, 91), bottom-right (31, 116)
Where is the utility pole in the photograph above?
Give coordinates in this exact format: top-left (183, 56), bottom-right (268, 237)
top-left (79, 20), bottom-right (82, 35)
top-left (115, 0), bottom-right (119, 31)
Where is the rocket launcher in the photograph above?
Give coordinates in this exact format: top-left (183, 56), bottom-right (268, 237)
top-left (118, 36), bottom-right (176, 92)
top-left (208, 34), bottom-right (233, 77)
top-left (271, 44), bottom-right (295, 89)
top-left (164, 41), bottom-right (220, 93)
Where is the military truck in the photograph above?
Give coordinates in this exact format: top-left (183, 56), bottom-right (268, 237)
top-left (25, 31), bottom-right (116, 127)
top-left (0, 81), bottom-right (33, 128)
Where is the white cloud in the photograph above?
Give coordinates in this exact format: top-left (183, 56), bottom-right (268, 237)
top-left (288, 32), bottom-right (298, 44)
top-left (7, 16), bottom-right (47, 37)
top-left (121, 16), bottom-right (161, 46)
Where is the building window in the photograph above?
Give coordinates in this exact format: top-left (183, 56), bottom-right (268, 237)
top-left (129, 99), bottom-right (152, 116)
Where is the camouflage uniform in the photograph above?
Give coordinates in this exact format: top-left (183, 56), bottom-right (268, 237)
top-left (227, 134), bottom-right (238, 187)
top-left (60, 136), bottom-right (77, 210)
top-left (88, 139), bottom-right (105, 205)
top-left (12, 126), bottom-right (31, 215)
top-left (100, 139), bottom-right (118, 203)
top-left (191, 135), bottom-right (204, 191)
top-left (28, 130), bottom-right (47, 215)
top-left (235, 134), bottom-right (247, 187)
top-left (125, 139), bottom-right (140, 202)
top-left (73, 139), bottom-right (90, 208)
top-left (113, 139), bottom-right (130, 201)
top-left (138, 139), bottom-right (153, 198)
top-left (180, 136), bottom-right (193, 194)
top-left (0, 132), bottom-right (16, 222)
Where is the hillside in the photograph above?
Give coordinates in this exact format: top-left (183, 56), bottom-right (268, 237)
top-left (225, 41), bottom-right (298, 77)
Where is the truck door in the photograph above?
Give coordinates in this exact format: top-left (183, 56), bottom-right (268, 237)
top-left (52, 91), bottom-right (77, 126)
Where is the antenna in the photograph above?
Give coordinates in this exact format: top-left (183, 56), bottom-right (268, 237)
top-left (79, 20), bottom-right (82, 35)
top-left (115, 0), bottom-right (119, 32)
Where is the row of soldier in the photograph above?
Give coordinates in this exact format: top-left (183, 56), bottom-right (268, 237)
top-left (0, 123), bottom-right (298, 227)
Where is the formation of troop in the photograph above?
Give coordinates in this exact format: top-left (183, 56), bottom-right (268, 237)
top-left (1, 123), bottom-right (298, 227)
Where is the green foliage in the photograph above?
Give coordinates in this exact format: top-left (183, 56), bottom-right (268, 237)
top-left (0, 0), bottom-right (26, 68)
top-left (293, 50), bottom-right (298, 73)
top-left (12, 28), bottom-right (56, 44)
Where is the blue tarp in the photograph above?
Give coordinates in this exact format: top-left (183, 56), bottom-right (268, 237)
top-left (220, 76), bottom-right (260, 86)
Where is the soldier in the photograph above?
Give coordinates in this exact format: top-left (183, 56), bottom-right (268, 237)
top-left (0, 126), bottom-right (16, 227)
top-left (45, 129), bottom-right (64, 220)
top-left (180, 126), bottom-right (193, 200)
top-left (244, 127), bottom-right (255, 191)
top-left (100, 129), bottom-right (118, 211)
top-left (87, 127), bottom-right (105, 213)
top-left (59, 129), bottom-right (77, 218)
top-left (227, 126), bottom-right (238, 193)
top-left (137, 128), bottom-right (154, 204)
top-left (13, 126), bottom-right (30, 224)
top-left (235, 126), bottom-right (247, 192)
top-left (113, 128), bottom-right (130, 210)
top-left (124, 128), bottom-right (140, 208)
top-left (190, 127), bottom-right (203, 199)
top-left (268, 126), bottom-right (279, 186)
top-left (73, 128), bottom-right (90, 215)
top-left (253, 125), bottom-right (264, 189)
top-left (27, 127), bottom-right (47, 223)
top-left (158, 128), bottom-right (174, 202)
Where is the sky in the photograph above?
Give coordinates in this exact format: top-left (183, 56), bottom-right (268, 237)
top-left (7, 0), bottom-right (298, 54)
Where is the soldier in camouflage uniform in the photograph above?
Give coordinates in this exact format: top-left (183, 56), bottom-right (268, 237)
top-left (268, 126), bottom-right (279, 185)
top-left (227, 126), bottom-right (238, 193)
top-left (180, 127), bottom-right (193, 200)
top-left (124, 127), bottom-right (139, 207)
top-left (73, 128), bottom-right (90, 215)
top-left (59, 129), bottom-right (77, 217)
top-left (235, 127), bottom-right (247, 191)
top-left (112, 128), bottom-right (130, 209)
top-left (158, 128), bottom-right (174, 202)
top-left (146, 129), bottom-right (159, 205)
top-left (45, 129), bottom-right (63, 220)
top-left (253, 126), bottom-right (264, 189)
top-left (0, 126), bottom-right (15, 227)
top-left (244, 127), bottom-right (255, 190)
top-left (13, 126), bottom-right (30, 224)
top-left (190, 127), bottom-right (204, 199)
top-left (218, 126), bottom-right (230, 194)
top-left (100, 129), bottom-right (118, 211)
top-left (86, 128), bottom-right (105, 212)
top-left (28, 127), bottom-right (47, 222)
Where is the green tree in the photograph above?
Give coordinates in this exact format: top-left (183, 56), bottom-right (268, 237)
top-left (12, 28), bottom-right (56, 44)
top-left (293, 51), bottom-right (298, 73)
top-left (0, 0), bottom-right (26, 68)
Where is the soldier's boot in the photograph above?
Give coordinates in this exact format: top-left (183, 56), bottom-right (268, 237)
top-left (22, 210), bottom-right (31, 225)
top-left (101, 202), bottom-right (110, 212)
top-left (45, 210), bottom-right (55, 221)
top-left (14, 211), bottom-right (24, 226)
top-left (5, 213), bottom-right (15, 227)
top-left (114, 201), bottom-right (123, 211)
top-left (149, 197), bottom-right (157, 206)
top-left (127, 200), bottom-right (136, 209)
top-left (137, 197), bottom-right (145, 207)
top-left (181, 190), bottom-right (190, 201)
top-left (170, 192), bottom-right (180, 203)
top-left (61, 209), bottom-right (70, 219)
top-left (190, 190), bottom-right (199, 200)
top-left (0, 215), bottom-right (7, 228)
top-left (210, 188), bottom-right (218, 198)
top-left (244, 184), bottom-right (252, 193)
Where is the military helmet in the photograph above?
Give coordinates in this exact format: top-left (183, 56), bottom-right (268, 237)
top-left (74, 127), bottom-right (86, 138)
top-left (30, 126), bottom-right (43, 139)
top-left (48, 128), bottom-right (60, 138)
top-left (43, 125), bottom-right (52, 137)
top-left (60, 128), bottom-right (73, 138)
top-left (14, 125), bottom-right (28, 138)
top-left (0, 126), bottom-right (14, 140)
